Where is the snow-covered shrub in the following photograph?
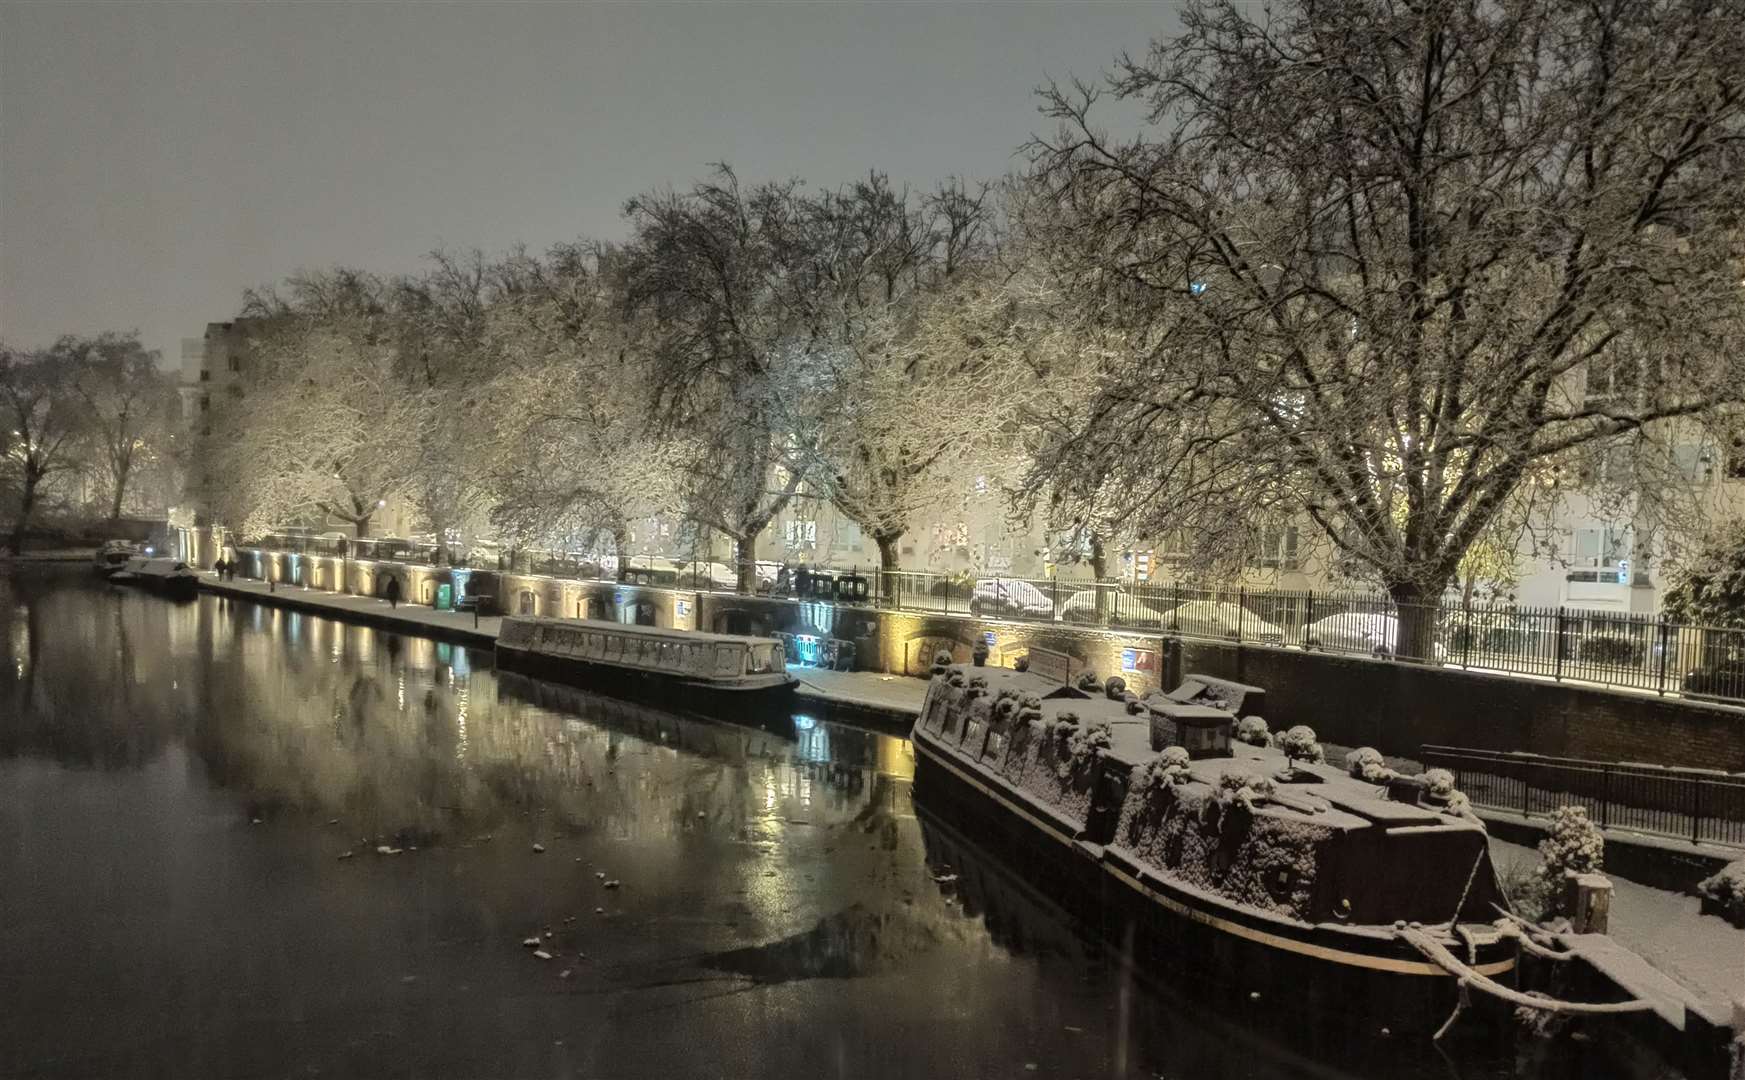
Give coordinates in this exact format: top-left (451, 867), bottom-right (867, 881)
top-left (1217, 770), bottom-right (1276, 808)
top-left (931, 649), bottom-right (953, 676)
top-left (968, 674), bottom-right (988, 690)
top-left (1104, 676), bottom-right (1127, 700)
top-left (1125, 693), bottom-right (1146, 715)
top-left (1063, 721), bottom-right (1112, 777)
top-left (1277, 726), bottom-right (1324, 766)
top-left (1013, 655), bottom-right (1030, 673)
top-left (1076, 671), bottom-right (1102, 693)
top-left (1133, 746), bottom-right (1194, 794)
top-left (1696, 859), bottom-right (1745, 928)
top-left (1423, 768), bottom-right (1457, 798)
top-left (1345, 746), bottom-right (1384, 779)
top-left (1532, 806), bottom-right (1605, 918)
top-left (1234, 716), bottom-right (1271, 747)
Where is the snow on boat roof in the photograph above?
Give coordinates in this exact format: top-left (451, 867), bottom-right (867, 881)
top-left (504, 615), bottom-right (785, 649)
top-left (948, 664), bottom-right (1463, 833)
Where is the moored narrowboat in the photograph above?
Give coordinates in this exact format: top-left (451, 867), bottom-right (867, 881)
top-left (910, 656), bottom-right (1525, 1035)
top-left (109, 556), bottom-right (199, 599)
top-left (495, 616), bottom-right (797, 711)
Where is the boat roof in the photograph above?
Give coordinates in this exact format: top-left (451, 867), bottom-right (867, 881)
top-left (950, 664), bottom-right (1469, 835)
top-left (504, 615), bottom-right (784, 648)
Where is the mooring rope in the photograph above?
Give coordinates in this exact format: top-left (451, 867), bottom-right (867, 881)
top-left (1395, 926), bottom-right (1653, 1018)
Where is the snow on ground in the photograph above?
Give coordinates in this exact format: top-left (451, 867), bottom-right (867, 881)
top-left (1490, 837), bottom-right (1745, 1015)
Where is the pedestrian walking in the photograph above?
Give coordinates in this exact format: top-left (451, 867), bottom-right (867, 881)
top-left (385, 576), bottom-right (401, 609)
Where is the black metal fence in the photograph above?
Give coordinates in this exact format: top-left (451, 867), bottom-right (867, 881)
top-left (1421, 745), bottom-right (1745, 849)
top-left (240, 535), bottom-right (1745, 708)
top-left (873, 571), bottom-right (1745, 707)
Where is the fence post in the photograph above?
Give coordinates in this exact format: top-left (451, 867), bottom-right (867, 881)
top-left (1692, 779), bottom-right (1703, 846)
top-left (1554, 607), bottom-right (1566, 682)
top-left (1304, 590), bottom-right (1314, 647)
top-left (1237, 586), bottom-right (1246, 643)
top-left (1656, 618), bottom-right (1670, 695)
top-left (1052, 575), bottom-right (1059, 622)
top-left (1599, 766), bottom-right (1610, 829)
top-left (1462, 599), bottom-right (1473, 670)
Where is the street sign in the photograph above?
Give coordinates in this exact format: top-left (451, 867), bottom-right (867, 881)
top-left (1617, 559), bottom-right (1630, 585)
top-left (982, 630), bottom-right (996, 647)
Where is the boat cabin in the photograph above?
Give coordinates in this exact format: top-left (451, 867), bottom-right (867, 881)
top-left (498, 616), bottom-right (789, 686)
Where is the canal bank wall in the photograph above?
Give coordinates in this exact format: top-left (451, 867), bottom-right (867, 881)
top-left (229, 546), bottom-right (1745, 773)
top-left (195, 574), bottom-right (925, 734)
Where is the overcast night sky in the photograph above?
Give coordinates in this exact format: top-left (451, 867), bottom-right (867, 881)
top-left (1, 1), bottom-right (1177, 366)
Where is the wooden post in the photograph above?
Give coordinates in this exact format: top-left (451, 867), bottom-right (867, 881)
top-left (1567, 872), bottom-right (1612, 934)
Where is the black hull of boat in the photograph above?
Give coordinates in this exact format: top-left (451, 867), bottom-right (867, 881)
top-left (911, 731), bottom-right (1516, 1038)
top-left (117, 577), bottom-right (198, 601)
top-left (496, 644), bottom-right (796, 721)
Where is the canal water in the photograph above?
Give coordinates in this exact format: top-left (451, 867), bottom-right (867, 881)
top-left (0, 568), bottom-right (1651, 1079)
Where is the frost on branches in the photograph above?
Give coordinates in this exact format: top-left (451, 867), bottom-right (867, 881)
top-left (1023, 0), bottom-right (1745, 661)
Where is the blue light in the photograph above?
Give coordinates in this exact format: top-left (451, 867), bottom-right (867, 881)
top-left (1190, 281), bottom-right (1207, 296)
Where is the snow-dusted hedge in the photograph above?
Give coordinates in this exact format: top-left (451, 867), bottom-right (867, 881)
top-left (1696, 858), bottom-right (1745, 928)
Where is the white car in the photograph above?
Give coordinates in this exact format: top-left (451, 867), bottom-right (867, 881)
top-left (1161, 600), bottom-right (1285, 642)
top-left (1305, 611), bottom-right (1448, 662)
top-left (969, 578), bottom-right (1054, 618)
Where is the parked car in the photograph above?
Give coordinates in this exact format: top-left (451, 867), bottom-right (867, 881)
top-left (969, 578), bottom-right (1054, 619)
top-left (1160, 600), bottom-right (1285, 643)
top-left (1305, 611), bottom-right (1448, 662)
top-left (1058, 583), bottom-right (1172, 626)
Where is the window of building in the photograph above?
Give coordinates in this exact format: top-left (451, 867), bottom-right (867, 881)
top-left (1725, 436), bottom-right (1745, 481)
top-left (1584, 353), bottom-right (1641, 405)
top-left (1254, 525), bottom-right (1300, 571)
top-left (199, 395), bottom-right (210, 411)
top-left (228, 355), bottom-right (241, 373)
top-left (199, 369), bottom-right (211, 382)
top-left (1569, 526), bottom-right (1629, 568)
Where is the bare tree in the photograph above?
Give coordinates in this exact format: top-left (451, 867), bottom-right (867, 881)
top-left (618, 165), bottom-right (818, 591)
top-left (0, 345), bottom-right (89, 553)
top-left (1025, 0), bottom-right (1745, 657)
top-left (783, 175), bottom-right (1021, 573)
top-left (67, 332), bottom-right (179, 520)
top-left (216, 271), bottom-right (423, 538)
top-left (475, 243), bottom-right (679, 556)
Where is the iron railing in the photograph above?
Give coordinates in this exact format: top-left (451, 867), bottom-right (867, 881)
top-left (1421, 745), bottom-right (1745, 849)
top-left (235, 536), bottom-right (1745, 707)
top-left (873, 571), bottom-right (1745, 707)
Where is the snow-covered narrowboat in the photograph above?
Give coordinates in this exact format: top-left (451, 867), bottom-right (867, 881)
top-left (495, 616), bottom-right (797, 711)
top-left (109, 556), bottom-right (199, 599)
top-left (910, 656), bottom-right (1525, 1035)
top-left (91, 540), bottom-right (137, 577)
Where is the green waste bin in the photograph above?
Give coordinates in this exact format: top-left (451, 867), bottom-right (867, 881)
top-left (436, 582), bottom-right (453, 610)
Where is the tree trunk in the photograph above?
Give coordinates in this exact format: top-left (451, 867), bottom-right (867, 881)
top-left (1385, 579), bottom-right (1444, 663)
top-left (108, 464), bottom-right (129, 521)
top-left (8, 472), bottom-right (40, 555)
top-left (1089, 535), bottom-right (1110, 620)
top-left (734, 536), bottom-right (757, 595)
top-left (611, 522), bottom-right (631, 563)
top-left (875, 532), bottom-right (902, 572)
top-left (352, 514), bottom-right (371, 539)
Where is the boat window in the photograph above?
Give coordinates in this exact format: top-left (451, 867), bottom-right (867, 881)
top-left (748, 646), bottom-right (773, 674)
top-left (714, 645), bottom-right (740, 676)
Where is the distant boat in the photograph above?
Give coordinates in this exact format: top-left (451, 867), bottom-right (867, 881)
top-left (109, 556), bottom-right (199, 599)
top-left (496, 616), bottom-right (797, 709)
top-left (91, 540), bottom-right (137, 577)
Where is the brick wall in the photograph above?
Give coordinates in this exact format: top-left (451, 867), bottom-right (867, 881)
top-left (1175, 639), bottom-right (1745, 772)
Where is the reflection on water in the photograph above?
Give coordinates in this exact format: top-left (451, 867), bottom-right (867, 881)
top-left (0, 570), bottom-right (911, 850)
top-left (0, 569), bottom-right (1658, 1080)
